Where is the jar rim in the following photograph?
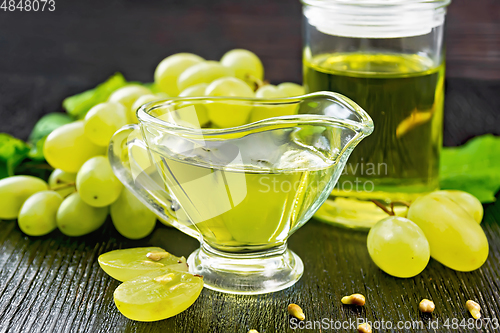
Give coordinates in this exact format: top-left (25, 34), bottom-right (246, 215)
top-left (301, 0), bottom-right (451, 9)
top-left (302, 0), bottom-right (451, 38)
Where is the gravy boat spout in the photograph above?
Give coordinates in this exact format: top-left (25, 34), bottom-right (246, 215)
top-left (109, 91), bottom-right (373, 295)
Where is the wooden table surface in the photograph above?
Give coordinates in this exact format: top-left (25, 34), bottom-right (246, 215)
top-left (1, 1), bottom-right (500, 332)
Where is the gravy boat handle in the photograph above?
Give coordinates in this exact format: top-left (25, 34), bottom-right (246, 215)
top-left (108, 124), bottom-right (199, 239)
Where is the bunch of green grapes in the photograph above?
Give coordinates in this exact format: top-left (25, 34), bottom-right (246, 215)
top-left (154, 49), bottom-right (305, 128)
top-left (367, 190), bottom-right (488, 278)
top-left (3, 120), bottom-right (158, 239)
top-left (3, 48), bottom-right (307, 240)
top-left (1, 78), bottom-right (169, 238)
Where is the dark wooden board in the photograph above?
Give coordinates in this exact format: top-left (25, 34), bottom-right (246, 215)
top-left (1, 202), bottom-right (500, 333)
top-left (1, 1), bottom-right (500, 332)
top-left (1, 0), bottom-right (500, 141)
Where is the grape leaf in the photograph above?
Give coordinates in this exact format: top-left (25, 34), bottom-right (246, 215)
top-left (63, 73), bottom-right (128, 119)
top-left (28, 136), bottom-right (47, 161)
top-left (29, 112), bottom-right (73, 143)
top-left (0, 134), bottom-right (30, 179)
top-left (440, 134), bottom-right (500, 203)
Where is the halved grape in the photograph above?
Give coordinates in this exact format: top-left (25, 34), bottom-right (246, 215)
top-left (44, 121), bottom-right (105, 173)
top-left (98, 247), bottom-right (188, 282)
top-left (18, 191), bottom-right (63, 236)
top-left (154, 53), bottom-right (204, 97)
top-left (56, 192), bottom-right (108, 236)
top-left (220, 49), bottom-right (263, 87)
top-left (76, 156), bottom-right (123, 207)
top-left (114, 268), bottom-right (203, 322)
top-left (205, 77), bottom-right (254, 128)
top-left (177, 61), bottom-right (234, 92)
top-left (84, 102), bottom-right (129, 146)
top-left (433, 190), bottom-right (483, 223)
top-left (367, 216), bottom-right (430, 278)
top-left (111, 187), bottom-right (157, 239)
top-left (0, 176), bottom-right (48, 219)
top-left (108, 85), bottom-right (151, 110)
top-left (48, 169), bottom-right (77, 197)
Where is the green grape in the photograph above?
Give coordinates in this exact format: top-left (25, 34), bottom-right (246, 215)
top-left (433, 190), bottom-right (483, 223)
top-left (108, 85), bottom-right (151, 110)
top-left (48, 169), bottom-right (77, 197)
top-left (205, 77), bottom-right (254, 128)
top-left (250, 84), bottom-right (297, 122)
top-left (154, 53), bottom-right (204, 96)
top-left (98, 247), bottom-right (188, 282)
top-left (76, 156), bottom-right (123, 207)
top-left (114, 268), bottom-right (204, 322)
top-left (0, 176), bottom-right (48, 219)
top-left (111, 188), bottom-right (157, 239)
top-left (130, 94), bottom-right (162, 123)
top-left (126, 128), bottom-right (157, 182)
top-left (18, 191), bottom-right (63, 236)
top-left (220, 49), bottom-right (264, 87)
top-left (177, 61), bottom-right (234, 92)
top-left (256, 85), bottom-right (287, 98)
top-left (84, 102), bottom-right (129, 146)
top-left (179, 83), bottom-right (208, 97)
top-left (156, 92), bottom-right (169, 98)
top-left (367, 216), bottom-right (430, 278)
top-left (407, 192), bottom-right (489, 271)
top-left (277, 82), bottom-right (305, 97)
top-left (44, 121), bottom-right (105, 173)
top-left (56, 192), bottom-right (108, 236)
top-left (178, 83), bottom-right (210, 126)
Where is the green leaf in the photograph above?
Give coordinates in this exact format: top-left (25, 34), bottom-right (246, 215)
top-left (440, 134), bottom-right (500, 203)
top-left (63, 73), bottom-right (128, 119)
top-left (28, 136), bottom-right (47, 161)
top-left (29, 112), bottom-right (73, 143)
top-left (0, 133), bottom-right (30, 179)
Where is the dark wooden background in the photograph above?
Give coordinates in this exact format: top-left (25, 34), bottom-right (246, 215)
top-left (0, 0), bottom-right (499, 142)
top-left (1, 1), bottom-right (500, 332)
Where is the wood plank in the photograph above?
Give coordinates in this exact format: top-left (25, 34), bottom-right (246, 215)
top-left (0, 1), bottom-right (499, 332)
top-left (1, 202), bottom-right (499, 332)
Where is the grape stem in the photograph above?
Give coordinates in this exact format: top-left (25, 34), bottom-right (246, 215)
top-left (372, 200), bottom-right (412, 216)
top-left (50, 182), bottom-right (76, 191)
top-left (371, 200), bottom-right (394, 216)
top-left (246, 74), bottom-right (268, 91)
top-left (66, 189), bottom-right (77, 198)
top-left (394, 200), bottom-right (411, 208)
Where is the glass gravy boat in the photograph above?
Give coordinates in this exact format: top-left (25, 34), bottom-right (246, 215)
top-left (109, 92), bottom-right (373, 295)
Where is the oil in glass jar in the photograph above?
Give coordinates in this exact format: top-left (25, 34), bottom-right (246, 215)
top-left (305, 52), bottom-right (445, 227)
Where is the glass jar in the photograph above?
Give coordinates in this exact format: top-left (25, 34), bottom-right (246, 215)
top-left (302, 0), bottom-right (451, 229)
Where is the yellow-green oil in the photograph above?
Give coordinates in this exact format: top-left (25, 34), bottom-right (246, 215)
top-left (151, 153), bottom-right (335, 251)
top-left (304, 53), bottom-right (445, 228)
